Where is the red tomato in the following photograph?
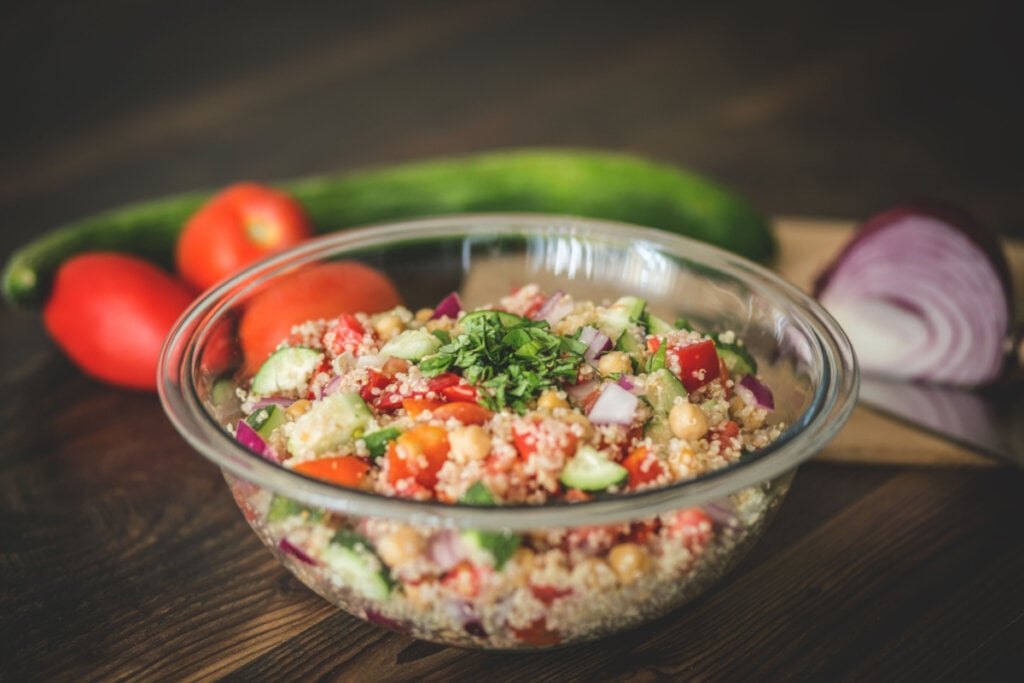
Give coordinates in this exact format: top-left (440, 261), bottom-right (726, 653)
top-left (402, 398), bottom-right (446, 417)
top-left (239, 261), bottom-right (402, 374)
top-left (667, 507), bottom-right (713, 551)
top-left (326, 314), bottom-right (370, 355)
top-left (292, 455), bottom-right (370, 487)
top-left (511, 618), bottom-right (561, 647)
top-left (669, 338), bottom-right (721, 392)
top-left (175, 183), bottom-right (313, 291)
top-left (43, 252), bottom-right (196, 391)
top-left (622, 446), bottom-right (667, 490)
top-left (511, 417), bottom-right (579, 463)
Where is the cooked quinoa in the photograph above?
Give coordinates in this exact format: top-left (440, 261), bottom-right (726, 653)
top-left (229, 285), bottom-right (787, 648)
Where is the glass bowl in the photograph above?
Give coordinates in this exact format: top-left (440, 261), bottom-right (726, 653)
top-left (159, 214), bottom-right (857, 650)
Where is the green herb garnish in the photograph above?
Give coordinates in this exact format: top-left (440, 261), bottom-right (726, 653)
top-left (419, 311), bottom-right (586, 413)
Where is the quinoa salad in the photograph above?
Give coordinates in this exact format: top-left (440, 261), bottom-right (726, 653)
top-left (227, 284), bottom-right (788, 648)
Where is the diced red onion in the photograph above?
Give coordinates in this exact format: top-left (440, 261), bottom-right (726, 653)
top-left (321, 374), bottom-right (343, 397)
top-left (236, 420), bottom-right (274, 460)
top-left (251, 397), bottom-right (292, 411)
top-left (702, 499), bottom-right (738, 528)
top-left (431, 291), bottom-right (463, 320)
top-left (566, 378), bottom-right (600, 404)
top-left (815, 203), bottom-right (1013, 385)
top-left (578, 325), bottom-right (611, 362)
top-left (279, 538), bottom-right (317, 565)
top-left (428, 530), bottom-right (468, 571)
top-left (532, 290), bottom-right (573, 325)
top-left (616, 374), bottom-right (643, 395)
top-left (587, 382), bottom-right (639, 425)
top-left (365, 609), bottom-right (410, 635)
top-left (736, 375), bottom-right (775, 411)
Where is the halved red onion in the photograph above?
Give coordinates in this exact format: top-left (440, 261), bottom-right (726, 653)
top-left (578, 325), bottom-right (612, 362)
top-left (321, 374), bottom-right (344, 397)
top-left (815, 204), bottom-right (1013, 385)
top-left (532, 290), bottom-right (574, 325)
top-left (735, 375), bottom-right (775, 411)
top-left (431, 291), bottom-right (463, 320)
top-left (587, 382), bottom-right (639, 425)
top-left (702, 499), bottom-right (739, 528)
top-left (616, 374), bottom-right (644, 396)
top-left (279, 538), bottom-right (317, 565)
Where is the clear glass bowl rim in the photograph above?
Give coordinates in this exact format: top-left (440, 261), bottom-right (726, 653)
top-left (158, 213), bottom-right (858, 531)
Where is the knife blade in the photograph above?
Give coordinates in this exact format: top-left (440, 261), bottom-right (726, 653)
top-left (858, 376), bottom-right (1024, 467)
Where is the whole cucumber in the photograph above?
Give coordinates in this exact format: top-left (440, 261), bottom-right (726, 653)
top-left (3, 149), bottom-right (775, 309)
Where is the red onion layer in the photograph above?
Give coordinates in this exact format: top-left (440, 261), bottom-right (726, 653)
top-left (815, 204), bottom-right (1012, 385)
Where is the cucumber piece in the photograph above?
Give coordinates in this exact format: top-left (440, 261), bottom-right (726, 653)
top-left (456, 482), bottom-right (521, 569)
top-left (559, 445), bottom-right (628, 492)
top-left (267, 494), bottom-right (324, 523)
top-left (245, 404), bottom-right (286, 439)
top-left (251, 347), bottom-right (323, 396)
top-left (644, 368), bottom-right (688, 442)
top-left (380, 329), bottom-right (442, 361)
top-left (360, 426), bottom-right (401, 461)
top-left (287, 391), bottom-right (373, 458)
top-left (644, 312), bottom-right (676, 335)
top-left (5, 149), bottom-right (774, 310)
top-left (322, 530), bottom-right (394, 601)
top-left (715, 342), bottom-right (758, 376)
top-left (598, 296), bottom-right (647, 354)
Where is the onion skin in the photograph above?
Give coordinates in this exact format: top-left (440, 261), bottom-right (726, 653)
top-left (814, 202), bottom-right (1013, 385)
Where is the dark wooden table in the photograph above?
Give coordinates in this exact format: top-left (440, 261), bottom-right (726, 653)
top-left (3, 1), bottom-right (1022, 680)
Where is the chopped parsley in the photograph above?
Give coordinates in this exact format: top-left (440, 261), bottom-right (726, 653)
top-left (419, 311), bottom-right (587, 413)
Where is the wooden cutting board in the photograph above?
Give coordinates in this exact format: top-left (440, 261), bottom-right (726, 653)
top-left (775, 217), bottom-right (1023, 467)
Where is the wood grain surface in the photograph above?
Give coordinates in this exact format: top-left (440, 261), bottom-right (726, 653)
top-left (3, 1), bottom-right (1023, 681)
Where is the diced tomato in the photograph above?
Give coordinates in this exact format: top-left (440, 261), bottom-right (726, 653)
top-left (646, 337), bottom-right (662, 354)
top-left (306, 357), bottom-right (335, 399)
top-left (327, 313), bottom-right (369, 355)
top-left (426, 372), bottom-right (461, 392)
top-left (511, 417), bottom-right (579, 463)
top-left (718, 357), bottom-right (732, 399)
top-left (442, 561), bottom-right (486, 599)
top-left (292, 455), bottom-right (370, 488)
top-left (529, 584), bottom-right (573, 604)
top-left (385, 425), bottom-right (450, 489)
top-left (622, 446), bottom-right (667, 490)
top-left (563, 488), bottom-right (592, 503)
top-left (628, 519), bottom-right (660, 544)
top-left (667, 507), bottom-right (713, 551)
top-left (402, 398), bottom-right (446, 417)
top-left (712, 420), bottom-right (741, 449)
top-left (361, 368), bottom-right (418, 411)
top-left (669, 338), bottom-right (721, 392)
top-left (432, 401), bottom-right (492, 425)
top-left (441, 383), bottom-right (479, 403)
top-left (511, 617), bottom-right (561, 647)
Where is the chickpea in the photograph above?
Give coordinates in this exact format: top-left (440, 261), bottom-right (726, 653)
top-left (561, 411), bottom-right (595, 440)
top-left (597, 351), bottom-right (632, 376)
top-left (414, 308), bottom-right (434, 323)
top-left (668, 400), bottom-right (709, 441)
top-left (448, 425), bottom-right (491, 461)
top-left (537, 389), bottom-right (569, 412)
top-left (607, 543), bottom-right (650, 585)
top-left (381, 356), bottom-right (410, 376)
top-left (286, 399), bottom-right (312, 419)
top-left (374, 314), bottom-right (404, 341)
top-left (376, 526), bottom-right (424, 568)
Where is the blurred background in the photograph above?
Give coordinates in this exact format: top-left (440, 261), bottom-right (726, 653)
top-left (3, 0), bottom-right (1022, 267)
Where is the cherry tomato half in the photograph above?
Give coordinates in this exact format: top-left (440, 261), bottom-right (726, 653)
top-left (43, 252), bottom-right (197, 391)
top-left (175, 183), bottom-right (313, 291)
